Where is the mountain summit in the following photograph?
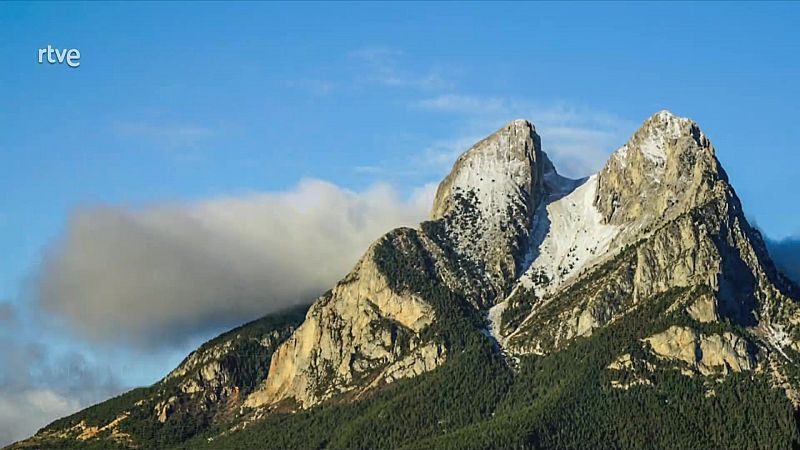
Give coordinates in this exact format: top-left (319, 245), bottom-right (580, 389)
top-left (430, 119), bottom-right (545, 296)
top-left (13, 111), bottom-right (800, 450)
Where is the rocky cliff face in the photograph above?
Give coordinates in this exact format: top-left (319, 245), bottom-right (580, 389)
top-left (245, 120), bottom-right (547, 410)
top-left (642, 325), bottom-right (755, 376)
top-left (430, 119), bottom-right (546, 298)
top-left (244, 230), bottom-right (446, 409)
top-left (494, 111), bottom-right (799, 366)
top-left (595, 111), bottom-right (724, 227)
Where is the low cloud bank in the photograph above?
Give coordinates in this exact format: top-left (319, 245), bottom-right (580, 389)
top-left (36, 179), bottom-right (434, 349)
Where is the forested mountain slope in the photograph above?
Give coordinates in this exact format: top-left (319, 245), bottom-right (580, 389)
top-left (12, 111), bottom-right (800, 450)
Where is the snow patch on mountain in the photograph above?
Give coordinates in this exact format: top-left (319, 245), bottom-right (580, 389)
top-left (612, 110), bottom-right (700, 169)
top-left (486, 301), bottom-right (508, 348)
top-left (517, 174), bottom-right (621, 295)
top-left (444, 136), bottom-right (532, 220)
top-left (764, 323), bottom-right (795, 363)
top-left (639, 135), bottom-right (667, 165)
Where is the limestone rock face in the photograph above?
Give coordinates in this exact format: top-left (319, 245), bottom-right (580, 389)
top-left (700, 332), bottom-right (755, 373)
top-left (245, 230), bottom-right (443, 409)
top-left (608, 353), bottom-right (654, 373)
top-left (506, 244), bottom-right (638, 354)
top-left (141, 320), bottom-right (298, 423)
top-left (431, 119), bottom-right (546, 298)
top-left (246, 120), bottom-right (552, 410)
top-left (431, 119), bottom-right (544, 221)
top-left (687, 294), bottom-right (719, 323)
top-left (595, 110), bottom-right (725, 228)
top-left (645, 326), bottom-right (702, 367)
top-left (644, 325), bottom-right (755, 376)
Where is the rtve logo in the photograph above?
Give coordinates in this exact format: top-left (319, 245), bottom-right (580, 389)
top-left (38, 45), bottom-right (81, 68)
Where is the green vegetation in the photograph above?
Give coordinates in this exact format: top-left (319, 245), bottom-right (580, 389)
top-left (21, 234), bottom-right (800, 450)
top-left (181, 256), bottom-right (800, 449)
top-left (25, 305), bottom-right (308, 450)
top-left (419, 287), bottom-right (797, 450)
top-left (507, 242), bottom-right (639, 351)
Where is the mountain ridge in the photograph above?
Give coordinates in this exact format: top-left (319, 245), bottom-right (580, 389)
top-left (11, 110), bottom-right (800, 450)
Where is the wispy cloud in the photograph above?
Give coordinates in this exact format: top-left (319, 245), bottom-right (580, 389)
top-left (0, 301), bottom-right (13, 322)
top-left (413, 94), bottom-right (637, 178)
top-left (350, 47), bottom-right (452, 90)
top-left (112, 121), bottom-right (218, 162)
top-left (114, 122), bottom-right (215, 143)
top-left (417, 135), bottom-right (487, 174)
top-left (352, 165), bottom-right (385, 175)
top-left (414, 94), bottom-right (509, 115)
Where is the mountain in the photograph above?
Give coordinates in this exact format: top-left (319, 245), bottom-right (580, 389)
top-left (11, 111), bottom-right (800, 450)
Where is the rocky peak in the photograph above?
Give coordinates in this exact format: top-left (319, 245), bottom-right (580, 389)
top-left (431, 119), bottom-right (544, 220)
top-left (595, 110), bottom-right (727, 227)
top-left (429, 119), bottom-right (546, 296)
top-left (499, 110), bottom-right (797, 356)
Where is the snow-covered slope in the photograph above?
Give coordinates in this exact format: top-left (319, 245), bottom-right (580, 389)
top-left (486, 111), bottom-right (711, 350)
top-left (517, 173), bottom-right (621, 295)
top-left (430, 119), bottom-right (546, 300)
top-left (486, 167), bottom-right (624, 349)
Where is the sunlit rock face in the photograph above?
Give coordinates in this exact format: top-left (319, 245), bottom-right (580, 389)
top-left (248, 111), bottom-right (800, 411)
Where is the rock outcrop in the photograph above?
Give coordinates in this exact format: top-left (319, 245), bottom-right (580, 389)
top-left (245, 231), bottom-right (444, 409)
top-left (595, 110), bottom-right (724, 227)
top-left (431, 119), bottom-right (546, 299)
top-left (643, 325), bottom-right (755, 376)
top-left (246, 120), bottom-right (549, 409)
top-left (686, 293), bottom-right (718, 323)
top-left (498, 111), bottom-right (800, 365)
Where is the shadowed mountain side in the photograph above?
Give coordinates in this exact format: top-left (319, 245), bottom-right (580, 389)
top-left (768, 236), bottom-right (800, 285)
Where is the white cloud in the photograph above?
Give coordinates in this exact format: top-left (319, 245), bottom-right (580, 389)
top-left (0, 389), bottom-right (80, 446)
top-left (350, 47), bottom-right (451, 90)
top-left (36, 179), bottom-right (434, 348)
top-left (0, 308), bottom-right (124, 447)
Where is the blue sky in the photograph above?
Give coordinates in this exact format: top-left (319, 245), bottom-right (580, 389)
top-left (2, 1), bottom-right (800, 443)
